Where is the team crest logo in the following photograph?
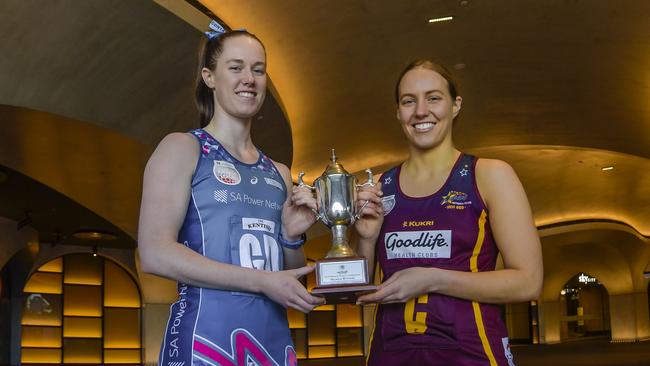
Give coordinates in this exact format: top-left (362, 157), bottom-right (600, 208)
top-left (381, 195), bottom-right (396, 216)
top-left (440, 190), bottom-right (471, 206)
top-left (213, 160), bottom-right (241, 185)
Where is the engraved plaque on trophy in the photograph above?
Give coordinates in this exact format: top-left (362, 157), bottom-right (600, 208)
top-left (298, 149), bottom-right (377, 304)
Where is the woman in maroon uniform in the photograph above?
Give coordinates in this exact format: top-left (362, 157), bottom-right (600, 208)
top-left (355, 60), bottom-right (543, 366)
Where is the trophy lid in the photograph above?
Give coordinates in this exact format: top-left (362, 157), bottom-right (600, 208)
top-left (323, 149), bottom-right (349, 175)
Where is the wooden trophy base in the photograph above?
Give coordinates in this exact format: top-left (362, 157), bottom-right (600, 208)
top-left (311, 283), bottom-right (378, 304)
top-left (310, 256), bottom-right (377, 304)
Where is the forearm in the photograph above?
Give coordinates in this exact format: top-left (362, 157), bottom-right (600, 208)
top-left (140, 240), bottom-right (267, 293)
top-left (428, 267), bottom-right (541, 304)
top-left (282, 246), bottom-right (307, 269)
top-left (356, 237), bottom-right (377, 281)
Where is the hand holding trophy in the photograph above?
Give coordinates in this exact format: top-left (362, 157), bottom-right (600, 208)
top-left (298, 149), bottom-right (378, 304)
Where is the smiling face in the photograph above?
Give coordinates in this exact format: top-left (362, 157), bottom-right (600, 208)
top-left (396, 67), bottom-right (462, 150)
top-left (202, 34), bottom-right (267, 120)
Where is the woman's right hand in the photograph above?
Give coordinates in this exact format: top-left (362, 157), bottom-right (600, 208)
top-left (260, 266), bottom-right (325, 313)
top-left (354, 183), bottom-right (384, 240)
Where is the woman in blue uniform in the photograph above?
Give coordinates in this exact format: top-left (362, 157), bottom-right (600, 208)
top-left (355, 60), bottom-right (543, 365)
top-left (138, 23), bottom-right (323, 366)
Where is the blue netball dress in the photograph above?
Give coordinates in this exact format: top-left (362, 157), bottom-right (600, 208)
top-left (159, 129), bottom-right (297, 366)
top-left (367, 154), bottom-right (515, 366)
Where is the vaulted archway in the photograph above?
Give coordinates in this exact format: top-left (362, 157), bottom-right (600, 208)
top-left (559, 273), bottom-right (611, 341)
top-left (20, 253), bottom-right (142, 364)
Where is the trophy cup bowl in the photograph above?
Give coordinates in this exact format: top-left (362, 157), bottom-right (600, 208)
top-left (299, 149), bottom-right (377, 304)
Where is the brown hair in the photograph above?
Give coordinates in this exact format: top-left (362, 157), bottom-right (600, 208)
top-left (394, 60), bottom-right (459, 103)
top-left (195, 31), bottom-right (266, 127)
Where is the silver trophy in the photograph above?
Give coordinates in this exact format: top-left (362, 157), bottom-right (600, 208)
top-left (298, 149), bottom-right (377, 303)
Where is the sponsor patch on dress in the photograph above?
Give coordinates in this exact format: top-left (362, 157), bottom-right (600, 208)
top-left (213, 160), bottom-right (241, 185)
top-left (241, 218), bottom-right (275, 234)
top-left (264, 177), bottom-right (284, 191)
top-left (384, 230), bottom-right (451, 259)
top-left (213, 190), bottom-right (228, 203)
top-left (381, 195), bottom-right (396, 216)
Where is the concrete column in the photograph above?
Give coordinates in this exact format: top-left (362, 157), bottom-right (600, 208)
top-left (609, 293), bottom-right (637, 342)
top-left (9, 294), bottom-right (24, 365)
top-left (504, 302), bottom-right (531, 341)
top-left (633, 292), bottom-right (650, 340)
top-left (0, 217), bottom-right (37, 366)
top-left (0, 217), bottom-right (36, 270)
top-left (538, 300), bottom-right (561, 344)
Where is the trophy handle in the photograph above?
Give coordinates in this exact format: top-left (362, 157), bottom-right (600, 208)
top-left (354, 168), bottom-right (375, 220)
top-left (297, 172), bottom-right (322, 221)
top-left (355, 168), bottom-right (375, 189)
top-left (297, 172), bottom-right (315, 191)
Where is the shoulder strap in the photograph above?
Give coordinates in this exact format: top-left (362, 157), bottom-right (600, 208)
top-left (446, 154), bottom-right (475, 188)
top-left (441, 154), bottom-right (487, 210)
top-left (378, 165), bottom-right (400, 194)
top-left (258, 152), bottom-right (288, 192)
top-left (188, 129), bottom-right (225, 157)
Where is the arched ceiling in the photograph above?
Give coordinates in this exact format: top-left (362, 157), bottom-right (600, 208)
top-left (469, 146), bottom-right (650, 237)
top-left (0, 0), bottom-right (291, 159)
top-left (0, 105), bottom-right (148, 239)
top-left (0, 0), bottom-right (648, 258)
top-left (197, 0), bottom-right (650, 180)
top-left (0, 163), bottom-right (135, 248)
top-left (540, 225), bottom-right (650, 300)
top-left (191, 0), bottom-right (650, 242)
top-left (0, 0), bottom-right (291, 243)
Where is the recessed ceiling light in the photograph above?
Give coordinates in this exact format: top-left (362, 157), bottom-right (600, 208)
top-left (428, 16), bottom-right (454, 24)
top-left (73, 230), bottom-right (117, 241)
top-left (601, 166), bottom-right (614, 171)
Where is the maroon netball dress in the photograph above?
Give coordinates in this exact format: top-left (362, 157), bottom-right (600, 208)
top-left (367, 153), bottom-right (515, 366)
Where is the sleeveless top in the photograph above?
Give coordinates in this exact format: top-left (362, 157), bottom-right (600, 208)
top-left (159, 129), bottom-right (297, 366)
top-left (367, 154), bottom-right (515, 366)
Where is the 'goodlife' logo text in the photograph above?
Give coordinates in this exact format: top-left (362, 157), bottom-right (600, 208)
top-left (384, 230), bottom-right (452, 259)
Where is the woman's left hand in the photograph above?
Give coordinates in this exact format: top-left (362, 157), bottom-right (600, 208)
top-left (281, 185), bottom-right (318, 239)
top-left (357, 267), bottom-right (434, 304)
